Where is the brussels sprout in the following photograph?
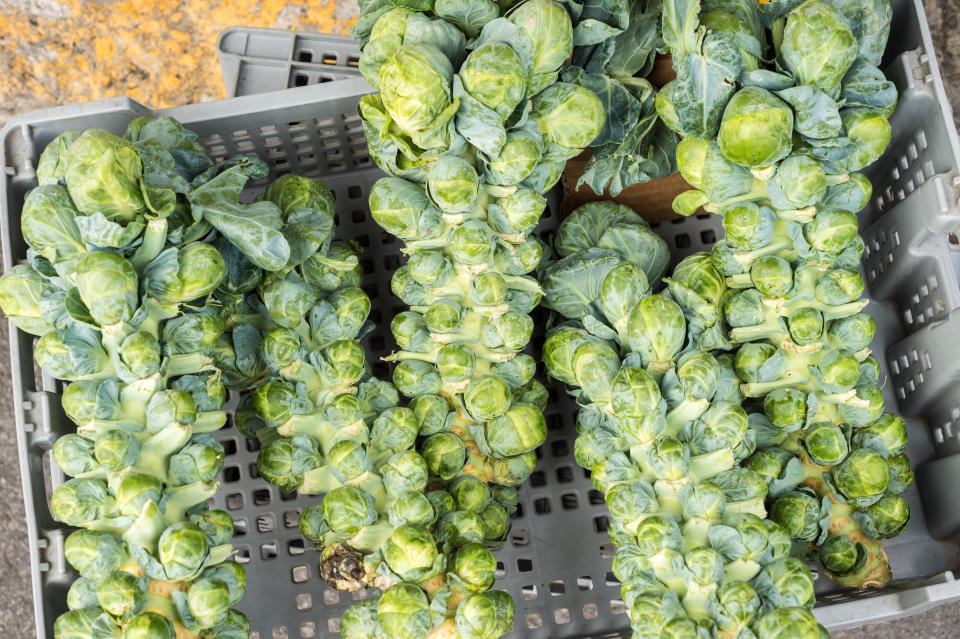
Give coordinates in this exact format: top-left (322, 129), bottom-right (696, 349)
top-left (169, 434), bottom-right (225, 486)
top-left (323, 485), bottom-right (377, 537)
top-left (768, 155), bottom-right (827, 209)
top-left (64, 530), bottom-right (127, 580)
top-left (427, 155), bottom-right (480, 214)
top-left (484, 450), bottom-right (537, 487)
top-left (460, 42), bottom-right (526, 120)
top-left (189, 509), bottom-right (235, 547)
top-left (750, 256), bottom-right (793, 298)
top-left (66, 577), bottom-right (100, 611)
top-left (750, 606), bottom-right (827, 639)
top-left (722, 203), bottom-right (777, 251)
top-left (532, 83), bottom-right (606, 155)
top-left (770, 489), bottom-right (826, 542)
top-left (341, 599), bottom-right (380, 639)
top-left (852, 413), bottom-right (908, 458)
top-left (51, 477), bottom-right (114, 526)
top-left (379, 44), bottom-right (456, 144)
top-left (453, 542), bottom-right (497, 593)
top-left (827, 312), bottom-right (876, 351)
top-left (716, 88), bottom-right (793, 168)
top-left (483, 403), bottom-right (547, 458)
top-left (144, 243), bottom-right (226, 304)
top-left (763, 388), bottom-right (808, 432)
top-left (157, 522), bottom-right (210, 581)
top-left (479, 501), bottom-right (511, 543)
top-left (802, 422), bottom-right (850, 466)
top-left (97, 570), bottom-right (147, 619)
top-left (122, 612), bottom-right (175, 639)
top-left (0, 264), bottom-right (57, 336)
top-left (782, 0), bottom-right (857, 96)
top-left (53, 434), bottom-right (98, 477)
top-left (64, 129), bottom-right (145, 219)
top-left (489, 189), bottom-right (546, 237)
top-left (451, 476), bottom-right (493, 513)
top-left (787, 308), bottom-right (825, 346)
top-left (377, 583), bottom-right (432, 639)
top-left (887, 453), bottom-right (916, 494)
top-left (388, 491), bottom-right (436, 528)
top-left (833, 448), bottom-right (891, 508)
top-left (507, 0), bottom-right (573, 92)
top-left (819, 534), bottom-right (866, 576)
top-left (257, 434), bottom-right (322, 494)
top-left (421, 431), bottom-right (467, 481)
top-left (626, 295), bottom-right (687, 372)
top-left (146, 389), bottom-right (197, 431)
top-left (436, 343), bottom-right (477, 382)
top-left (75, 251), bottom-right (139, 326)
top-left (382, 450), bottom-right (429, 496)
top-left (369, 178), bottom-right (435, 241)
top-left (855, 494), bottom-right (910, 539)
top-left (455, 590), bottom-right (514, 639)
top-left (383, 524), bottom-right (441, 581)
top-left (735, 343), bottom-right (787, 384)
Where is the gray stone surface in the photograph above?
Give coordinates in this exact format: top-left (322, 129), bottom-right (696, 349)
top-left (0, 1), bottom-right (958, 637)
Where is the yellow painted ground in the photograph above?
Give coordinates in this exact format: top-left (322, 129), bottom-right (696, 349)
top-left (0, 0), bottom-right (356, 121)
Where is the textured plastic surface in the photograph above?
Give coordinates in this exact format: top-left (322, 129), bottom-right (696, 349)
top-left (3, 0), bottom-right (960, 637)
top-left (217, 27), bottom-right (362, 98)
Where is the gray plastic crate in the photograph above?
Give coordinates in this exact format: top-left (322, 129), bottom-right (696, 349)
top-left (3, 0), bottom-right (960, 637)
top-left (217, 27), bottom-right (362, 98)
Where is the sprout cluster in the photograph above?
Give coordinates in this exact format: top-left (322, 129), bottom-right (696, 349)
top-left (541, 209), bottom-right (826, 635)
top-left (655, 0), bottom-right (911, 590)
top-left (0, 119), bottom-right (256, 637)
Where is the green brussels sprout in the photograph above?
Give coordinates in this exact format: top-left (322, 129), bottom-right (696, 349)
top-left (36, 325), bottom-right (113, 382)
top-left (116, 331), bottom-right (161, 380)
top-left (532, 83), bottom-right (606, 155)
top-left (60, 379), bottom-right (119, 425)
top-left (426, 155), bottom-right (480, 214)
top-left (634, 515), bottom-right (684, 555)
top-left (53, 434), bottom-right (98, 477)
top-left (814, 348), bottom-right (862, 392)
top-left (256, 434), bottom-right (321, 494)
top-left (755, 556), bottom-right (817, 609)
top-left (815, 269), bottom-right (865, 305)
top-left (507, 0), bottom-right (573, 92)
top-left (804, 209), bottom-right (859, 255)
top-left (483, 403), bottom-right (547, 458)
top-left (341, 599), bottom-right (380, 639)
top-left (770, 489), bottom-right (825, 542)
top-left (64, 129), bottom-right (144, 219)
top-left (388, 491), bottom-right (436, 528)
top-left (735, 343), bottom-right (787, 384)
top-left (764, 388), bottom-right (808, 432)
top-left (422, 431), bottom-right (467, 481)
top-left (379, 43), bottom-right (455, 142)
top-left (185, 579), bottom-right (234, 631)
top-left (450, 476), bottom-right (492, 513)
top-left (479, 501), bottom-right (511, 543)
top-left (450, 220), bottom-right (495, 266)
top-left (782, 0), bottom-right (857, 96)
top-left (382, 450), bottom-right (429, 496)
top-left (426, 490), bottom-right (456, 518)
top-left (721, 203), bottom-right (777, 251)
top-left (483, 130), bottom-right (543, 186)
top-left (494, 353), bottom-right (537, 389)
top-left (369, 178), bottom-right (435, 241)
top-left (489, 188), bottom-right (545, 236)
top-left (377, 583), bottom-right (432, 639)
top-left (298, 504), bottom-right (330, 543)
top-left (802, 422), bottom-right (850, 466)
top-left (75, 251), bottom-right (139, 326)
top-left (189, 509), bottom-right (235, 547)
top-left (407, 386), bottom-right (448, 437)
top-left (157, 522), bottom-right (209, 581)
top-left (751, 256), bottom-right (794, 298)
top-left (21, 185), bottom-right (87, 267)
top-left (121, 612), bottom-right (175, 639)
top-left (323, 486), bottom-right (377, 537)
top-left (452, 542), bottom-right (497, 593)
top-left (768, 154), bottom-right (827, 210)
top-left (471, 271), bottom-right (509, 307)
top-left (852, 413), bottom-right (908, 458)
top-left (168, 434), bottom-right (225, 486)
top-left (750, 607), bottom-right (828, 638)
top-left (569, 339), bottom-right (620, 403)
top-left (819, 534), bottom-right (866, 576)
top-left (66, 577), bottom-right (99, 611)
top-left (436, 343), bottom-right (477, 382)
top-left (383, 524), bottom-right (441, 581)
top-left (833, 448), bottom-right (891, 508)
top-left (54, 607), bottom-right (119, 639)
top-left (261, 327), bottom-right (304, 372)
top-left (820, 172), bottom-right (873, 212)
top-left (371, 407), bottom-right (419, 453)
top-left (887, 453), bottom-right (915, 494)
top-left (855, 494), bottom-right (910, 539)
top-left (709, 580), bottom-right (761, 634)
top-left (483, 449), bottom-right (537, 486)
top-left (37, 129), bottom-right (81, 184)
top-left (146, 389), bottom-right (196, 431)
top-left (646, 438), bottom-right (692, 482)
top-left (626, 295), bottom-right (686, 373)
top-left (0, 264), bottom-right (56, 336)
top-left (827, 312), bottom-right (876, 351)
top-left (676, 136), bottom-right (709, 190)
top-left (460, 42), bottom-right (526, 120)
top-left (64, 529), bottom-right (126, 580)
top-left (51, 477), bottom-right (114, 526)
top-left (716, 88), bottom-right (793, 168)
top-left (262, 173), bottom-right (335, 217)
top-left (464, 376), bottom-right (512, 422)
top-left (114, 470), bottom-right (163, 517)
top-left (683, 401), bottom-right (749, 456)
top-left (666, 253), bottom-right (726, 324)
top-left (455, 590), bottom-right (514, 639)
top-left (837, 384), bottom-right (886, 427)
top-left (598, 262), bottom-right (650, 329)
top-left (97, 570), bottom-right (147, 620)
top-left (393, 359), bottom-right (442, 398)
top-left (251, 380), bottom-right (296, 426)
top-left (787, 307), bottom-right (825, 345)
top-left (145, 243), bottom-right (226, 304)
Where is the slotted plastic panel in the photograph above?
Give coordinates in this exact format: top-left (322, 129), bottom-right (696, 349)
top-left (217, 28), bottom-right (362, 98)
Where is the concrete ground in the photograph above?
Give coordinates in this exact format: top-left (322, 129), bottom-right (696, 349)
top-left (0, 0), bottom-right (958, 637)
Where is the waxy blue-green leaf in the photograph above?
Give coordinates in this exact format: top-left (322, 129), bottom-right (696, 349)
top-left (187, 165), bottom-right (290, 272)
top-left (825, 0), bottom-right (891, 66)
top-left (777, 84), bottom-right (843, 140)
top-left (661, 0), bottom-right (702, 57)
top-left (740, 69), bottom-right (796, 91)
top-left (841, 59), bottom-right (897, 114)
top-left (434, 0), bottom-right (499, 37)
top-left (669, 33), bottom-right (742, 139)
